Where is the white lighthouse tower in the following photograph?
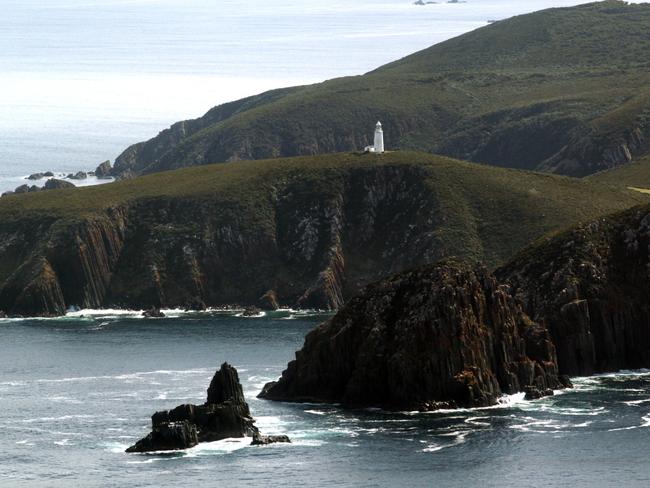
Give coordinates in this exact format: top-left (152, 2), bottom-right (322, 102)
top-left (373, 121), bottom-right (384, 153)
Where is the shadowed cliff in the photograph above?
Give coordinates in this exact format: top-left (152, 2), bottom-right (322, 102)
top-left (498, 203), bottom-right (650, 376)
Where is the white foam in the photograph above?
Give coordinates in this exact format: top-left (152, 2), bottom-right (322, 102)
top-left (623, 398), bottom-right (650, 406)
top-left (185, 437), bottom-right (251, 456)
top-left (234, 311), bottom-right (266, 318)
top-left (304, 410), bottom-right (329, 416)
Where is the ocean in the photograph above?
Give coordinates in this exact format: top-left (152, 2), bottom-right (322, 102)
top-left (3, 2), bottom-right (650, 486)
top-left (1, 310), bottom-right (650, 487)
top-left (0, 0), bottom-right (613, 194)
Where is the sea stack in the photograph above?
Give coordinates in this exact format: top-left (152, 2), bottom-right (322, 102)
top-left (126, 363), bottom-right (290, 452)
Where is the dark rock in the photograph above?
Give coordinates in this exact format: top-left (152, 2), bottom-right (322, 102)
top-left (259, 262), bottom-right (563, 410)
top-left (559, 375), bottom-right (573, 389)
top-left (125, 420), bottom-right (198, 453)
top-left (524, 386), bottom-right (554, 401)
top-left (1, 191), bottom-right (14, 197)
top-left (258, 290), bottom-right (279, 311)
top-left (126, 363), bottom-right (288, 453)
top-left (251, 434), bottom-right (291, 446)
top-left (27, 173), bottom-right (45, 180)
top-left (44, 171), bottom-right (54, 177)
top-left (184, 297), bottom-right (206, 311)
top-left (95, 160), bottom-right (113, 179)
top-left (0, 311), bottom-right (6, 318)
top-left (68, 171), bottom-right (88, 180)
top-left (142, 307), bottom-right (165, 318)
top-left (242, 306), bottom-right (261, 317)
top-left (207, 362), bottom-right (246, 404)
top-left (43, 179), bottom-right (75, 191)
top-left (14, 185), bottom-right (33, 194)
top-left (497, 205), bottom-right (650, 377)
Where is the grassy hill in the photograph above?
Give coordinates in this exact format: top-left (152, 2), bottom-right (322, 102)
top-left (113, 1), bottom-right (650, 179)
top-left (1, 151), bottom-right (647, 316)
top-left (589, 154), bottom-right (650, 191)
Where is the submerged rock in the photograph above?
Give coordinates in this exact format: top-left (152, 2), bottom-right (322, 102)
top-left (67, 171), bottom-right (88, 180)
top-left (27, 172), bottom-right (45, 180)
top-left (126, 363), bottom-right (289, 453)
top-left (242, 306), bottom-right (262, 317)
top-left (251, 434), bottom-right (291, 446)
top-left (260, 262), bottom-right (564, 411)
top-left (524, 386), bottom-right (554, 401)
top-left (142, 307), bottom-right (165, 318)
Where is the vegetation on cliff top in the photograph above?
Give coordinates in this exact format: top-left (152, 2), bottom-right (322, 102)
top-left (113, 1), bottom-right (650, 178)
top-left (0, 151), bottom-right (646, 266)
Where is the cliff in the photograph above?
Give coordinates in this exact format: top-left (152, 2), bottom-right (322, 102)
top-left (112, 2), bottom-right (650, 179)
top-left (259, 262), bottom-right (565, 410)
top-left (0, 152), bottom-right (645, 316)
top-left (260, 202), bottom-right (650, 410)
top-left (497, 204), bottom-right (650, 376)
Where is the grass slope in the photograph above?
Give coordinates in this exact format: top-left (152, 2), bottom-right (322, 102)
top-left (113, 1), bottom-right (650, 178)
top-left (590, 154), bottom-right (650, 190)
top-left (2, 151), bottom-right (647, 268)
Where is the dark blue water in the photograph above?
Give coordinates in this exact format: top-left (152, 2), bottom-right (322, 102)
top-left (1, 310), bottom-right (650, 487)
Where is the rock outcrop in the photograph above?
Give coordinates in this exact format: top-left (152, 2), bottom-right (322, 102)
top-left (43, 179), bottom-right (75, 191)
top-left (260, 262), bottom-right (563, 410)
top-left (127, 363), bottom-right (290, 453)
top-left (94, 161), bottom-right (113, 179)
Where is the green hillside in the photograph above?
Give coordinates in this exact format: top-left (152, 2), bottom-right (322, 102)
top-left (112, 1), bottom-right (650, 179)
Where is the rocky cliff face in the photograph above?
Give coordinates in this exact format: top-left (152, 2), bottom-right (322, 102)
top-left (260, 203), bottom-right (650, 409)
top-left (0, 165), bottom-right (453, 316)
top-left (260, 262), bottom-right (564, 410)
top-left (497, 204), bottom-right (650, 376)
top-left (0, 152), bottom-right (644, 317)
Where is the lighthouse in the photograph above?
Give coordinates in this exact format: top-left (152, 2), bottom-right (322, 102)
top-left (374, 121), bottom-right (384, 153)
top-left (364, 121), bottom-right (385, 153)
